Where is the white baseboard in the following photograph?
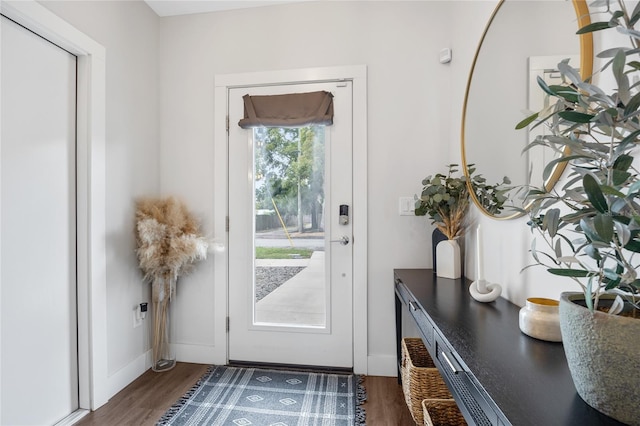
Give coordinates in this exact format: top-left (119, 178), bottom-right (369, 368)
top-left (104, 343), bottom-right (223, 403)
top-left (106, 350), bottom-right (151, 399)
top-left (53, 409), bottom-right (89, 426)
top-left (367, 354), bottom-right (398, 377)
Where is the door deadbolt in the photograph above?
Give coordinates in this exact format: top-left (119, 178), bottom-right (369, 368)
top-left (339, 204), bottom-right (349, 225)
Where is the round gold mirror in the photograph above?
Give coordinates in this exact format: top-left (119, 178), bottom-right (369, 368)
top-left (461, 0), bottom-right (593, 219)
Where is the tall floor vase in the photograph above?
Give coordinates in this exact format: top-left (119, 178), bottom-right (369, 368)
top-left (152, 277), bottom-right (176, 372)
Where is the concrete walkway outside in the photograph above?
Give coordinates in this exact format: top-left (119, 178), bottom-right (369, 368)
top-left (255, 251), bottom-right (325, 326)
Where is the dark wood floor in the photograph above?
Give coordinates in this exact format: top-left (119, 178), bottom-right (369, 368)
top-left (76, 362), bottom-right (415, 425)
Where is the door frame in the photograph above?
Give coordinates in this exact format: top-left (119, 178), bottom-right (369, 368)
top-left (214, 66), bottom-right (368, 374)
top-left (0, 0), bottom-right (108, 412)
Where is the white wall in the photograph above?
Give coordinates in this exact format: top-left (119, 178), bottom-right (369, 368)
top-left (39, 0), bottom-right (160, 396)
top-left (158, 0), bottom-right (595, 376)
top-left (34, 0), bottom-right (607, 388)
top-left (158, 1), bottom-right (453, 374)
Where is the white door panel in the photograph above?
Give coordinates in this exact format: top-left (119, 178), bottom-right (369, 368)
top-left (228, 81), bottom-right (353, 368)
top-left (1, 15), bottom-right (78, 425)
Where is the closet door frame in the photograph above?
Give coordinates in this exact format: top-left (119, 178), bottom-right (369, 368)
top-left (0, 0), bottom-right (108, 411)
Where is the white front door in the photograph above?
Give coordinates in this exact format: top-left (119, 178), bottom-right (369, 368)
top-left (1, 15), bottom-right (78, 425)
top-left (228, 81), bottom-right (353, 368)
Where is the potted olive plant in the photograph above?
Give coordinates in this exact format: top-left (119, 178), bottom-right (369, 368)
top-left (516, 2), bottom-right (640, 423)
top-left (415, 164), bottom-right (508, 279)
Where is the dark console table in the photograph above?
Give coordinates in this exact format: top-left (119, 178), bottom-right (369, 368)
top-left (394, 269), bottom-right (624, 426)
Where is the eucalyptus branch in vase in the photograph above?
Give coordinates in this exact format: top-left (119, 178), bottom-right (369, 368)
top-left (414, 164), bottom-right (509, 239)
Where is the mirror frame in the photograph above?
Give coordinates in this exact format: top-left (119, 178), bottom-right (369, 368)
top-left (460, 0), bottom-right (594, 220)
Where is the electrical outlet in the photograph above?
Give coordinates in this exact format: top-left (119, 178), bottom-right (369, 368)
top-left (133, 307), bottom-right (142, 328)
top-left (399, 197), bottom-right (415, 216)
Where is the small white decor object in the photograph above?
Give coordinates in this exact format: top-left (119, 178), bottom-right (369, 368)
top-left (469, 225), bottom-right (502, 302)
top-left (436, 239), bottom-right (461, 279)
top-left (519, 298), bottom-right (562, 342)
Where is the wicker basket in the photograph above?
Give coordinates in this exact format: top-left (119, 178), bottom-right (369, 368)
top-left (401, 338), bottom-right (452, 425)
top-left (422, 399), bottom-right (467, 426)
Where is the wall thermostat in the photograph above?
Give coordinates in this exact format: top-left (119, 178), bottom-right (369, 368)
top-left (439, 48), bottom-right (452, 64)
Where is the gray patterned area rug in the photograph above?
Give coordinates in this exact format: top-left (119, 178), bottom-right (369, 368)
top-left (157, 365), bottom-right (366, 426)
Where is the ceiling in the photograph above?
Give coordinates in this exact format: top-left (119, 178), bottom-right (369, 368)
top-left (144, 0), bottom-right (313, 17)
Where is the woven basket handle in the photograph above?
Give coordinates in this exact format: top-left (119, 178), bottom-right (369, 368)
top-left (401, 341), bottom-right (408, 369)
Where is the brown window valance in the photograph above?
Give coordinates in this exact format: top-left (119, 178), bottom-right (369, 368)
top-left (238, 90), bottom-right (334, 128)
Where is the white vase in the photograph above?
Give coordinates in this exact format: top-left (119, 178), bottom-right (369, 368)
top-left (435, 239), bottom-right (461, 279)
top-left (518, 297), bottom-right (561, 342)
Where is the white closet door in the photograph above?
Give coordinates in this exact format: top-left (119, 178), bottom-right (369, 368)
top-left (1, 16), bottom-right (78, 425)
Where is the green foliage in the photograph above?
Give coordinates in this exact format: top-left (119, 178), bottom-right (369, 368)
top-left (415, 164), bottom-right (509, 239)
top-left (255, 247), bottom-right (313, 259)
top-left (519, 1), bottom-right (640, 312)
top-left (467, 164), bottom-right (512, 216)
top-left (254, 126), bottom-right (325, 231)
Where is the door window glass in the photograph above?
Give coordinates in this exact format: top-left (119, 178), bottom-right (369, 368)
top-left (253, 126), bottom-right (327, 328)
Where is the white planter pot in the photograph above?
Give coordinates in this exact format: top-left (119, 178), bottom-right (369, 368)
top-left (559, 292), bottom-right (640, 425)
top-left (435, 239), bottom-right (461, 279)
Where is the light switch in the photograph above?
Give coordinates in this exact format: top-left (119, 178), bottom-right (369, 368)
top-left (399, 197), bottom-right (415, 216)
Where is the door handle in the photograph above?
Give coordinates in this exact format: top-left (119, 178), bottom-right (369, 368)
top-left (330, 235), bottom-right (350, 245)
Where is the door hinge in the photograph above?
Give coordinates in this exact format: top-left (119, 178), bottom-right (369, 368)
top-left (225, 216), bottom-right (229, 232)
top-left (226, 316), bottom-right (230, 332)
top-left (226, 115), bottom-right (230, 132)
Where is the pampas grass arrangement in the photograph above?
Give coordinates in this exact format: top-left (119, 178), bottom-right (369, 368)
top-left (135, 197), bottom-right (208, 372)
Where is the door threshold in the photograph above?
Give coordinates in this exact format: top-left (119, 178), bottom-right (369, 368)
top-left (228, 360), bottom-right (353, 375)
top-left (54, 409), bottom-right (90, 426)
